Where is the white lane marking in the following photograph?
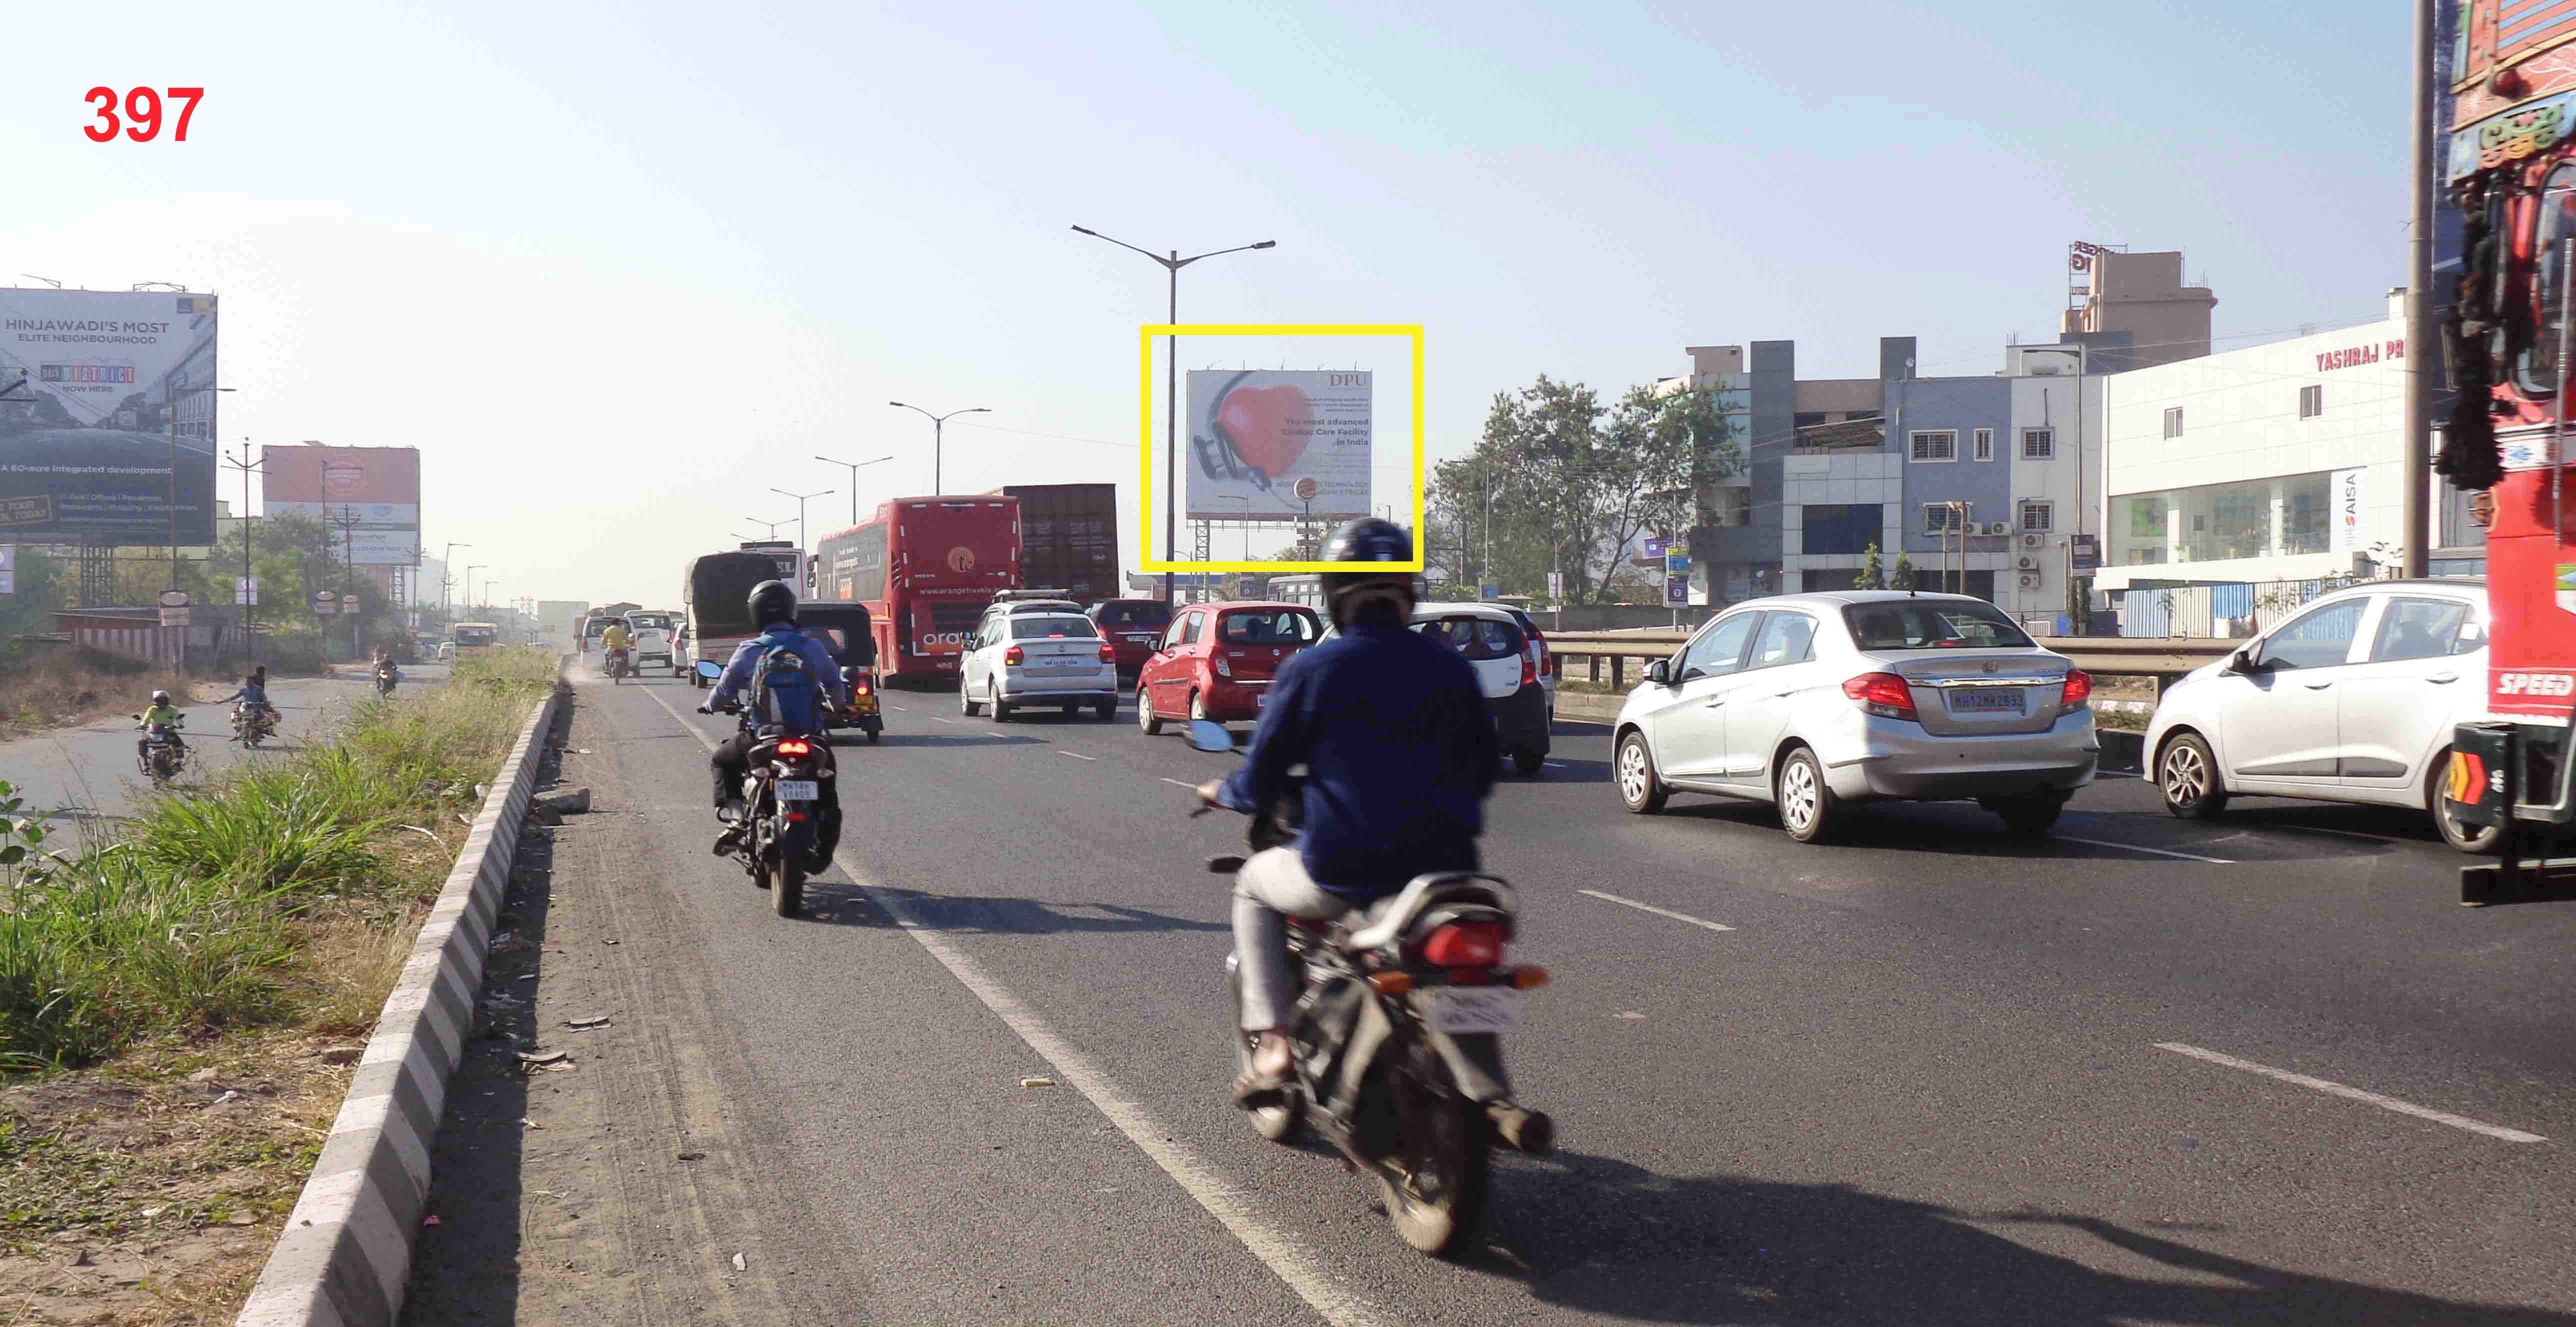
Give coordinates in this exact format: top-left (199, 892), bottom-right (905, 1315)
top-left (2058, 835), bottom-right (2234, 864)
top-left (1159, 778), bottom-right (1198, 790)
top-left (2153, 1042), bottom-right (2547, 1144)
top-left (888, 704), bottom-right (910, 712)
top-left (1058, 750), bottom-right (1098, 761)
top-left (930, 716), bottom-right (954, 724)
top-left (1544, 761), bottom-right (1569, 769)
top-left (1578, 888), bottom-right (1736, 932)
top-left (639, 684), bottom-right (1390, 1324)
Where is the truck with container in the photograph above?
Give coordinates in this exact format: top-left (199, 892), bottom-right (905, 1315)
top-left (986, 483), bottom-right (1118, 604)
top-left (682, 552), bottom-right (784, 688)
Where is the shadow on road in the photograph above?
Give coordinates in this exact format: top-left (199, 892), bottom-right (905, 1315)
top-left (863, 732), bottom-right (1048, 749)
top-left (839, 884), bottom-right (1228, 937)
top-left (1482, 1150), bottom-right (2576, 1325)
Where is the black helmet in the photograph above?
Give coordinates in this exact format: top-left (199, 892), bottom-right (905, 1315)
top-left (1318, 518), bottom-right (1418, 627)
top-left (747, 580), bottom-right (798, 626)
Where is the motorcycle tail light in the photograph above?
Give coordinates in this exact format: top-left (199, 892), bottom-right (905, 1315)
top-left (2060, 668), bottom-right (2094, 708)
top-left (785, 810), bottom-right (808, 823)
top-left (776, 738), bottom-right (812, 756)
top-left (1418, 921), bottom-right (1506, 968)
top-left (1004, 645), bottom-right (1025, 666)
top-left (1842, 672), bottom-right (1918, 722)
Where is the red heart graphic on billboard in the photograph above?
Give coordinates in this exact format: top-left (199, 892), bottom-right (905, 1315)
top-left (1218, 385), bottom-right (1311, 481)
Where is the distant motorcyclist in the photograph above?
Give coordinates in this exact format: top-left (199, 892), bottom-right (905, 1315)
top-left (138, 690), bottom-right (189, 756)
top-left (600, 620), bottom-right (632, 675)
top-left (1195, 518), bottom-right (1499, 1106)
top-left (700, 580), bottom-right (848, 864)
top-left (216, 668), bottom-right (276, 728)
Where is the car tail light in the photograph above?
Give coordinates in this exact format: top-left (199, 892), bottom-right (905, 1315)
top-left (2061, 668), bottom-right (2093, 708)
top-left (1521, 648), bottom-right (1538, 688)
top-left (1418, 920), bottom-right (1506, 968)
top-left (776, 738), bottom-right (812, 757)
top-left (1098, 642), bottom-right (1116, 663)
top-left (1004, 645), bottom-right (1024, 666)
top-left (1842, 672), bottom-right (1918, 721)
top-left (1214, 652), bottom-right (1233, 678)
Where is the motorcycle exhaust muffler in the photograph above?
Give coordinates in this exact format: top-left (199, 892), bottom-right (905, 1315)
top-left (1486, 1102), bottom-right (1554, 1155)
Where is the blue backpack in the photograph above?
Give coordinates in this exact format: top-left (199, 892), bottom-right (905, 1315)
top-left (748, 634), bottom-right (822, 735)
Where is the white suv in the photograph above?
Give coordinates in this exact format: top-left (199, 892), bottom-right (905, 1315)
top-left (2144, 579), bottom-right (2494, 851)
top-left (624, 611), bottom-right (678, 673)
top-left (960, 610), bottom-right (1119, 722)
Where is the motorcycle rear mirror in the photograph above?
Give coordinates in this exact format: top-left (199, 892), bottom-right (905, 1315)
top-left (694, 660), bottom-right (724, 680)
top-left (1183, 719), bottom-right (1236, 753)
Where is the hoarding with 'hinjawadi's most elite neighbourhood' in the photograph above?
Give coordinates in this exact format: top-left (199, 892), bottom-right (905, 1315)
top-left (260, 444), bottom-right (422, 564)
top-left (0, 287), bottom-right (220, 544)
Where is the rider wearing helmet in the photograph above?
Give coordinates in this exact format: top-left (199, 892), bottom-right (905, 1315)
top-left (700, 580), bottom-right (850, 864)
top-left (138, 689), bottom-right (188, 755)
top-left (1196, 518), bottom-right (1500, 1105)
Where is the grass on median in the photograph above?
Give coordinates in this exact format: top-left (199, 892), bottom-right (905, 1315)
top-left (0, 649), bottom-right (560, 1073)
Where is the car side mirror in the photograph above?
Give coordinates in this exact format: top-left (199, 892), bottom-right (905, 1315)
top-left (2226, 650), bottom-right (2262, 675)
top-left (1647, 658), bottom-right (1671, 686)
top-left (1184, 719), bottom-right (1235, 753)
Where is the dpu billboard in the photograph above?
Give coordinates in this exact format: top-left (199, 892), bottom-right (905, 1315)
top-left (262, 444), bottom-right (422, 565)
top-left (0, 288), bottom-right (220, 544)
top-left (1184, 370), bottom-right (1372, 522)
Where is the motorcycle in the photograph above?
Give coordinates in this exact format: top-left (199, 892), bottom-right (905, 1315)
top-left (1184, 720), bottom-right (1552, 1257)
top-left (607, 645), bottom-right (632, 684)
top-left (134, 715), bottom-right (188, 783)
top-left (374, 664), bottom-right (399, 697)
top-left (694, 659), bottom-right (830, 918)
top-left (232, 702), bottom-right (278, 748)
top-left (836, 666), bottom-right (884, 744)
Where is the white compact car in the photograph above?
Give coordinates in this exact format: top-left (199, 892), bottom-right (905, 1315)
top-left (2142, 578), bottom-right (2493, 851)
top-left (624, 611), bottom-right (679, 673)
top-left (1612, 591), bottom-right (2098, 840)
top-left (960, 610), bottom-right (1120, 722)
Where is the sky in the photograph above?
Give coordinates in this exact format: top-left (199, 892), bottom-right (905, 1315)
top-left (0, 0), bottom-right (2416, 610)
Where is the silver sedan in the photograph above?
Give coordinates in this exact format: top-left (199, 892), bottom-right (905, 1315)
top-left (1612, 591), bottom-right (2098, 842)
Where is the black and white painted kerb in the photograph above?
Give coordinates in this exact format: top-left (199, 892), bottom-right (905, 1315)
top-left (236, 670), bottom-right (566, 1327)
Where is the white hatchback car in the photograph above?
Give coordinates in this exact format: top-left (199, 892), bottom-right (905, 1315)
top-left (960, 610), bottom-right (1120, 722)
top-left (1613, 592), bottom-right (2098, 840)
top-left (2142, 578), bottom-right (2493, 851)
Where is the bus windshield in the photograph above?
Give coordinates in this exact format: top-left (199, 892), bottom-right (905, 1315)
top-left (452, 626), bottom-right (498, 646)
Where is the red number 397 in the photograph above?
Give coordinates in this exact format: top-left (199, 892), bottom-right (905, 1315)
top-left (84, 87), bottom-right (203, 142)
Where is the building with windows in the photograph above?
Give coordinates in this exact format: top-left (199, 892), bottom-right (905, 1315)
top-left (2093, 288), bottom-right (2472, 604)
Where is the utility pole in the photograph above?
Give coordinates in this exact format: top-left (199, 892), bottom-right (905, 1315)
top-left (221, 446), bottom-right (265, 664)
top-left (2403, 0), bottom-right (2438, 578)
top-left (440, 542), bottom-right (470, 628)
top-left (328, 504), bottom-right (363, 658)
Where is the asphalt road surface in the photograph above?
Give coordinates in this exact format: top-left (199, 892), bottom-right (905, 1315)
top-left (406, 661), bottom-right (2576, 1326)
top-left (0, 667), bottom-right (438, 823)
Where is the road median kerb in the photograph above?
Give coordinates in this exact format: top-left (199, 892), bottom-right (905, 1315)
top-left (234, 660), bottom-right (571, 1327)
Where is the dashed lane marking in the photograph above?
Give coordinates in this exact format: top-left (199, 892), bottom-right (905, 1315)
top-left (1058, 750), bottom-right (1098, 761)
top-left (1578, 888), bottom-right (1736, 932)
top-left (2154, 1042), bottom-right (2546, 1144)
top-left (638, 684), bottom-right (1392, 1325)
top-left (2058, 835), bottom-right (2234, 864)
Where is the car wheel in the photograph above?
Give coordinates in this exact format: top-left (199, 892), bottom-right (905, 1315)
top-left (1190, 691), bottom-right (1210, 722)
top-left (1992, 795), bottom-right (2064, 836)
top-left (990, 682), bottom-right (1012, 722)
top-left (960, 680), bottom-right (982, 716)
top-left (1775, 746), bottom-right (1839, 844)
top-left (1138, 685), bottom-right (1164, 736)
top-left (1616, 732), bottom-right (1667, 814)
top-left (2158, 732), bottom-right (2228, 820)
top-left (2428, 748), bottom-right (2502, 854)
top-left (1512, 750), bottom-right (1544, 778)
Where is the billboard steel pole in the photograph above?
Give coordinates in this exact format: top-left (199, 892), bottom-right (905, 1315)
top-left (2404, 0), bottom-right (2437, 578)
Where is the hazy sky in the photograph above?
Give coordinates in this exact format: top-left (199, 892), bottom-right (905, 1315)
top-left (2, 0), bottom-right (2412, 609)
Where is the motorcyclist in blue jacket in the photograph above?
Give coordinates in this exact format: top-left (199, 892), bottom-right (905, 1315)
top-left (1196, 518), bottom-right (1500, 1105)
top-left (700, 580), bottom-right (849, 864)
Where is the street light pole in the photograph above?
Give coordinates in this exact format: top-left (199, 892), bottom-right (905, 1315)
top-left (887, 404), bottom-right (989, 494)
top-left (742, 516), bottom-right (792, 540)
top-left (816, 454), bottom-right (896, 526)
top-left (770, 488), bottom-right (833, 559)
top-left (1070, 226), bottom-right (1278, 607)
top-left (221, 444), bottom-right (265, 662)
top-left (442, 542), bottom-right (470, 627)
top-left (466, 565), bottom-right (487, 616)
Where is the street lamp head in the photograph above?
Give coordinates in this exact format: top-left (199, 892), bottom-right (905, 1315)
top-left (1070, 226), bottom-right (1096, 236)
top-left (888, 400), bottom-right (909, 409)
top-left (1252, 241), bottom-right (1278, 249)
top-left (966, 407), bottom-right (992, 415)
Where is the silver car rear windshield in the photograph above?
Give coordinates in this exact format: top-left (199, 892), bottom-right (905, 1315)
top-left (1842, 600), bottom-right (2032, 650)
top-left (1012, 616), bottom-right (1100, 640)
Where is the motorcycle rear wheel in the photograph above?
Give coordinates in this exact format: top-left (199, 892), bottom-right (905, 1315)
top-left (771, 857), bottom-right (804, 918)
top-left (1224, 962), bottom-right (1304, 1142)
top-left (1379, 1061), bottom-right (1490, 1257)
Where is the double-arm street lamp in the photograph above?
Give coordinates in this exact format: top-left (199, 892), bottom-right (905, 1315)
top-left (816, 454), bottom-right (896, 526)
top-left (888, 404), bottom-right (988, 494)
top-left (770, 488), bottom-right (832, 556)
top-left (1070, 225), bottom-right (1276, 605)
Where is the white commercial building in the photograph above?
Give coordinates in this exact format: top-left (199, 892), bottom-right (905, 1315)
top-left (2096, 292), bottom-right (2416, 593)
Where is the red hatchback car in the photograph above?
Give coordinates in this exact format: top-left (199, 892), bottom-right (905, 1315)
top-left (1136, 600), bottom-right (1324, 731)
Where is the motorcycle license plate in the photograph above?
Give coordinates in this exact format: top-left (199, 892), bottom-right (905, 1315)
top-left (1424, 986), bottom-right (1518, 1034)
top-left (775, 780), bottom-right (820, 801)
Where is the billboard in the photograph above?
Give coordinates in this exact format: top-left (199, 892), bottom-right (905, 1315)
top-left (1184, 370), bottom-right (1371, 522)
top-left (262, 444), bottom-right (422, 565)
top-left (0, 288), bottom-right (220, 544)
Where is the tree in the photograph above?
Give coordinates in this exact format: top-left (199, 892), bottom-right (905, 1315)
top-left (1890, 550), bottom-right (1916, 592)
top-left (1854, 544), bottom-right (1884, 590)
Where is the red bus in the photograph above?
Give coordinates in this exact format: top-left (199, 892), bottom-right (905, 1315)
top-left (812, 495), bottom-right (1022, 684)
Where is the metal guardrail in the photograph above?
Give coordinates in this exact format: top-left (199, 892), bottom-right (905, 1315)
top-left (1544, 630), bottom-right (2234, 689)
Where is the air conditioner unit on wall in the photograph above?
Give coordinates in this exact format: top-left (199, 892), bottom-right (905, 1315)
top-left (2016, 556), bottom-right (2038, 570)
top-left (2021, 532), bottom-right (2044, 549)
top-left (2018, 574), bottom-right (2039, 588)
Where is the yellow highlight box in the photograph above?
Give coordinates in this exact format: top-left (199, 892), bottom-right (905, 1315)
top-left (1136, 323), bottom-right (1424, 574)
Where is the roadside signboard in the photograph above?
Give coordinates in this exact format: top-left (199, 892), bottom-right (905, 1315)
top-left (1184, 370), bottom-right (1372, 522)
top-left (314, 589), bottom-right (338, 616)
top-left (2071, 534), bottom-right (2102, 572)
top-left (159, 606), bottom-right (190, 626)
top-left (262, 445), bottom-right (422, 566)
top-left (158, 590), bottom-right (188, 608)
top-left (1546, 570), bottom-right (1564, 599)
top-left (340, 594), bottom-right (360, 611)
top-left (0, 544), bottom-right (14, 596)
top-left (236, 575), bottom-right (258, 605)
top-left (1665, 574), bottom-right (1689, 606)
top-left (0, 288), bottom-right (221, 543)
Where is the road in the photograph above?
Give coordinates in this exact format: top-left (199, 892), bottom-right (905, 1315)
top-left (404, 662), bottom-right (2576, 1326)
top-left (0, 667), bottom-right (440, 823)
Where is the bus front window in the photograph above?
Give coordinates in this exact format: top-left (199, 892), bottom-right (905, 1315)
top-left (2520, 165), bottom-right (2576, 398)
